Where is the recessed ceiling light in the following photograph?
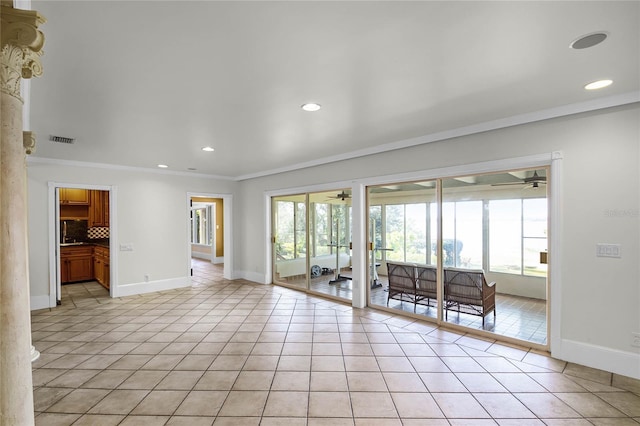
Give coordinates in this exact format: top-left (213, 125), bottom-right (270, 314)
top-left (157, 164), bottom-right (169, 168)
top-left (584, 79), bottom-right (613, 90)
top-left (202, 146), bottom-right (215, 152)
top-left (301, 103), bottom-right (321, 112)
top-left (570, 32), bottom-right (608, 50)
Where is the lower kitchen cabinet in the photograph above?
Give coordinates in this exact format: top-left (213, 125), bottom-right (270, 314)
top-left (61, 246), bottom-right (93, 283)
top-left (94, 245), bottom-right (110, 289)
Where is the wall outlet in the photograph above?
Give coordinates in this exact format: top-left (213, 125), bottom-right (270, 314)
top-left (632, 332), bottom-right (640, 348)
top-left (144, 274), bottom-right (150, 282)
top-left (120, 243), bottom-right (134, 251)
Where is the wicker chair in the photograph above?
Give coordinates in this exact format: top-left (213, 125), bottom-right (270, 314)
top-left (444, 267), bottom-right (496, 326)
top-left (386, 262), bottom-right (418, 311)
top-left (415, 264), bottom-right (437, 308)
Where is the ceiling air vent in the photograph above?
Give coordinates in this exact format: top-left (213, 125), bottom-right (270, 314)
top-left (49, 135), bottom-right (75, 144)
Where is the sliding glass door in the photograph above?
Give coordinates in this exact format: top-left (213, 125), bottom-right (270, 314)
top-left (367, 168), bottom-right (549, 345)
top-left (273, 194), bottom-right (308, 291)
top-left (272, 190), bottom-right (353, 302)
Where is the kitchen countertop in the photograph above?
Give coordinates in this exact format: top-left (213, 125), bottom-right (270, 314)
top-left (60, 240), bottom-right (110, 248)
top-left (92, 239), bottom-right (110, 248)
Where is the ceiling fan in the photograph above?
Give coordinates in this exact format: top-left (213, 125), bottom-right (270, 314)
top-left (326, 190), bottom-right (351, 201)
top-left (492, 170), bottom-right (547, 188)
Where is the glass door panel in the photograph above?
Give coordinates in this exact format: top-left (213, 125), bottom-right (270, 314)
top-left (442, 170), bottom-right (548, 345)
top-left (273, 194), bottom-right (308, 290)
top-left (308, 190), bottom-right (353, 302)
top-left (367, 181), bottom-right (437, 317)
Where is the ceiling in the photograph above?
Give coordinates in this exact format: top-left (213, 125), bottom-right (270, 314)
top-left (28, 1), bottom-right (639, 180)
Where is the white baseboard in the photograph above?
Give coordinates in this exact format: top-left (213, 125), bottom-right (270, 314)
top-left (191, 252), bottom-right (210, 260)
top-left (234, 270), bottom-right (268, 284)
top-left (115, 276), bottom-right (191, 298)
top-left (191, 254), bottom-right (224, 264)
top-left (556, 338), bottom-right (640, 380)
top-left (30, 295), bottom-right (51, 311)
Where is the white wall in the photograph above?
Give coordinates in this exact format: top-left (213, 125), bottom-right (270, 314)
top-left (237, 104), bottom-right (640, 378)
top-left (27, 162), bottom-right (237, 303)
top-left (485, 273), bottom-right (546, 300)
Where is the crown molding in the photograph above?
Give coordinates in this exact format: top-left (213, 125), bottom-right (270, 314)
top-left (26, 156), bottom-right (235, 181)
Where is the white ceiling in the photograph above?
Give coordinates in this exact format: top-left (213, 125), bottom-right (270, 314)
top-left (29, 1), bottom-right (639, 180)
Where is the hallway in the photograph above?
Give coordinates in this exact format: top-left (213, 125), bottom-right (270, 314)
top-left (31, 259), bottom-right (640, 425)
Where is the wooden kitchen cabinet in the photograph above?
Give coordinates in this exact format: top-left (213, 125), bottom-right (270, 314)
top-left (104, 257), bottom-right (110, 289)
top-left (89, 190), bottom-right (104, 226)
top-left (94, 245), bottom-right (110, 289)
top-left (104, 192), bottom-right (109, 224)
top-left (89, 190), bottom-right (109, 227)
top-left (60, 188), bottom-right (90, 205)
top-left (93, 251), bottom-right (103, 286)
top-left (60, 245), bottom-right (93, 283)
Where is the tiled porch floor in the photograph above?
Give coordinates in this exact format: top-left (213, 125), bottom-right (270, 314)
top-left (31, 259), bottom-right (640, 425)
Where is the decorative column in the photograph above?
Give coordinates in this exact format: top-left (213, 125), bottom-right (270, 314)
top-left (1, 1), bottom-right (45, 424)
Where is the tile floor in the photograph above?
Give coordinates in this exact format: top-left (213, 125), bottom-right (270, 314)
top-left (31, 259), bottom-right (640, 425)
top-left (278, 270), bottom-right (548, 345)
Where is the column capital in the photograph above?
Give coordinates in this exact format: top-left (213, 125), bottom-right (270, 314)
top-left (1, 1), bottom-right (46, 99)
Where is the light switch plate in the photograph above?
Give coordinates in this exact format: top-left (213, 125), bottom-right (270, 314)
top-left (596, 243), bottom-right (621, 258)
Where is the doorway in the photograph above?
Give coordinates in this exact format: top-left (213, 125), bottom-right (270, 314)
top-left (188, 193), bottom-right (232, 283)
top-left (51, 184), bottom-right (113, 306)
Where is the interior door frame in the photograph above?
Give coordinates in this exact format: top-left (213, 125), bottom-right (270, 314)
top-left (48, 182), bottom-right (116, 307)
top-left (209, 203), bottom-right (217, 264)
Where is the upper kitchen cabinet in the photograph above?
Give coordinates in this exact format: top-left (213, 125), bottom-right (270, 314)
top-left (60, 188), bottom-right (90, 205)
top-left (60, 188), bottom-right (89, 220)
top-left (89, 190), bottom-right (109, 227)
top-left (104, 192), bottom-right (109, 224)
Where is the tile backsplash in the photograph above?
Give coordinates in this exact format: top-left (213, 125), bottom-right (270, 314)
top-left (88, 227), bottom-right (110, 239)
